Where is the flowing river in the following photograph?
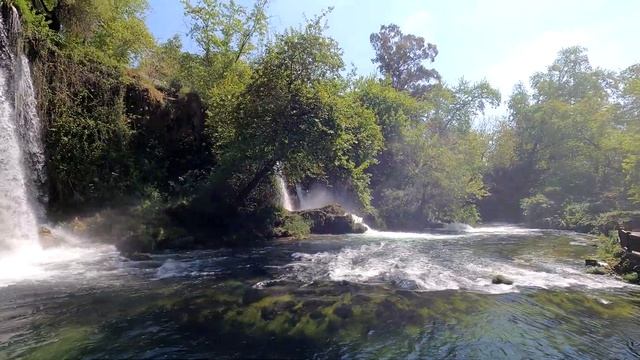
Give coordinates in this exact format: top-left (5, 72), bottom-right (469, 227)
top-left (1, 226), bottom-right (639, 359)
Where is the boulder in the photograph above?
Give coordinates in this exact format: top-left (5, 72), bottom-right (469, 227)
top-left (491, 275), bottom-right (514, 285)
top-left (38, 226), bottom-right (65, 248)
top-left (585, 259), bottom-right (599, 267)
top-left (297, 204), bottom-right (367, 235)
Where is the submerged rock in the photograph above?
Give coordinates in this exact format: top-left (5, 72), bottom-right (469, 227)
top-left (125, 253), bottom-right (152, 261)
top-left (491, 275), bottom-right (514, 285)
top-left (297, 204), bottom-right (367, 235)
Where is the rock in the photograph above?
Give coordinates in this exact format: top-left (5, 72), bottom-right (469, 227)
top-left (392, 278), bottom-right (419, 290)
top-left (333, 304), bottom-right (353, 319)
top-left (297, 204), bottom-right (367, 235)
top-left (125, 252), bottom-right (152, 261)
top-left (585, 259), bottom-right (599, 267)
top-left (491, 275), bottom-right (514, 285)
top-left (38, 226), bottom-right (64, 248)
top-left (586, 267), bottom-right (606, 275)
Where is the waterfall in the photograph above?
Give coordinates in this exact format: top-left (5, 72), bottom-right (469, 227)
top-left (277, 174), bottom-right (295, 211)
top-left (0, 6), bottom-right (46, 252)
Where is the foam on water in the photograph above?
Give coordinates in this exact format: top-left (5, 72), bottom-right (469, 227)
top-left (0, 230), bottom-right (120, 288)
top-left (281, 228), bottom-right (626, 294)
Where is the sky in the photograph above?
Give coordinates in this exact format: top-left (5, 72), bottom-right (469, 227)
top-left (146, 0), bottom-right (640, 106)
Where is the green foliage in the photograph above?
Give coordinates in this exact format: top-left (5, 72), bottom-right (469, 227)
top-left (56, 0), bottom-right (155, 65)
top-left (274, 212), bottom-right (311, 239)
top-left (561, 202), bottom-right (595, 232)
top-left (357, 74), bottom-right (496, 228)
top-left (622, 272), bottom-right (639, 284)
top-left (221, 15), bottom-right (382, 209)
top-left (596, 234), bottom-right (624, 264)
top-left (42, 55), bottom-right (137, 206)
top-left (485, 47), bottom-right (640, 229)
top-left (370, 23), bottom-right (440, 96)
top-left (521, 194), bottom-right (562, 228)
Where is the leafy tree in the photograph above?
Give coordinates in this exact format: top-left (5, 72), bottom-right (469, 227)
top-left (370, 24), bottom-right (440, 97)
top-left (224, 16), bottom-right (383, 209)
top-left (483, 47), bottom-right (638, 225)
top-left (424, 79), bottom-right (500, 135)
top-left (54, 0), bottom-right (155, 65)
top-left (180, 0), bottom-right (268, 95)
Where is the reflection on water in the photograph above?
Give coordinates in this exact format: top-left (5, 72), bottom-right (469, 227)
top-left (1, 227), bottom-right (639, 359)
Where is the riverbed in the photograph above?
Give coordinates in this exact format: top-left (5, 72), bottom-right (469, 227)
top-left (1, 226), bottom-right (639, 359)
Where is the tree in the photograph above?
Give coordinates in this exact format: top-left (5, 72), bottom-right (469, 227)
top-left (370, 24), bottom-right (440, 97)
top-left (225, 16), bottom-right (382, 208)
top-left (482, 47), bottom-right (636, 224)
top-left (55, 0), bottom-right (155, 65)
top-left (424, 79), bottom-right (500, 135)
top-left (181, 0), bottom-right (268, 94)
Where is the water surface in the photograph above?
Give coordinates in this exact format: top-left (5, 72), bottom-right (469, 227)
top-left (1, 227), bottom-right (639, 359)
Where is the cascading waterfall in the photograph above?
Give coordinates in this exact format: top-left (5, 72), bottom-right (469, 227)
top-left (0, 6), bottom-right (46, 252)
top-left (277, 174), bottom-right (295, 211)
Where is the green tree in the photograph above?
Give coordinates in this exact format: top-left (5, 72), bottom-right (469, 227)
top-left (370, 24), bottom-right (440, 97)
top-left (225, 16), bottom-right (383, 208)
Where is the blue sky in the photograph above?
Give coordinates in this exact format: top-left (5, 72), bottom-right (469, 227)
top-left (146, 0), bottom-right (640, 103)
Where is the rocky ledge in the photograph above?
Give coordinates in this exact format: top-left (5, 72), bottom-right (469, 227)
top-left (297, 204), bottom-right (367, 235)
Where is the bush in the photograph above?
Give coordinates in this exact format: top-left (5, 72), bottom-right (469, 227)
top-left (622, 272), bottom-right (639, 284)
top-left (561, 202), bottom-right (595, 233)
top-left (274, 212), bottom-right (311, 239)
top-left (596, 234), bottom-right (624, 263)
top-left (521, 194), bottom-right (562, 228)
top-left (595, 211), bottom-right (640, 235)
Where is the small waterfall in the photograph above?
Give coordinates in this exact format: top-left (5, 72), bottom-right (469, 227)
top-left (0, 6), bottom-right (46, 251)
top-left (295, 184), bottom-right (305, 209)
top-left (277, 174), bottom-right (295, 211)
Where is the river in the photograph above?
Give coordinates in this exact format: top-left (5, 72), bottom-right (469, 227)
top-left (1, 226), bottom-right (639, 359)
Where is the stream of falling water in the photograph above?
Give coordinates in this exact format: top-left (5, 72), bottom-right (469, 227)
top-left (0, 6), bottom-right (42, 253)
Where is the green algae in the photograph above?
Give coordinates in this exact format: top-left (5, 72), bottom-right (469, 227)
top-left (21, 326), bottom-right (94, 360)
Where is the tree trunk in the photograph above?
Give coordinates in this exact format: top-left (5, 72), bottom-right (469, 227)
top-left (235, 160), bottom-right (277, 206)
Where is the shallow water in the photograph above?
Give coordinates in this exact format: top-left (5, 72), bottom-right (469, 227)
top-left (1, 227), bottom-right (639, 359)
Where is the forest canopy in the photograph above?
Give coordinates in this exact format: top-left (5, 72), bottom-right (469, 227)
top-left (9, 0), bottom-right (640, 241)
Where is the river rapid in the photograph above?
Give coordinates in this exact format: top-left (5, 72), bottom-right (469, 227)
top-left (1, 226), bottom-right (639, 359)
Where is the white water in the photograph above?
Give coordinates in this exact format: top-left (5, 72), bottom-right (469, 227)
top-left (276, 174), bottom-right (295, 211)
top-left (281, 226), bottom-right (625, 294)
top-left (0, 8), bottom-right (43, 252)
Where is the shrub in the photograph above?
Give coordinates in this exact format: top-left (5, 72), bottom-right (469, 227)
top-left (521, 194), bottom-right (562, 228)
top-left (596, 234), bottom-right (624, 263)
top-left (274, 212), bottom-right (311, 239)
top-left (622, 272), bottom-right (639, 284)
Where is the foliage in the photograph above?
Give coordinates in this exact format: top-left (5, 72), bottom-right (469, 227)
top-left (521, 194), bottom-right (562, 228)
top-left (596, 234), bottom-right (624, 264)
top-left (274, 212), bottom-right (311, 239)
top-left (221, 15), bottom-right (383, 209)
top-left (484, 46), bottom-right (640, 230)
top-left (370, 23), bottom-right (439, 96)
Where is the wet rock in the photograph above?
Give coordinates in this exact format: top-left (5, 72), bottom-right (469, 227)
top-left (309, 310), bottom-right (324, 320)
top-left (125, 253), bottom-right (152, 261)
top-left (297, 204), bottom-right (367, 235)
top-left (241, 288), bottom-right (264, 305)
top-left (333, 304), bottom-right (353, 319)
top-left (586, 267), bottom-right (606, 275)
top-left (261, 307), bottom-right (277, 321)
top-left (38, 226), bottom-right (64, 248)
top-left (391, 278), bottom-right (419, 290)
top-left (585, 259), bottom-right (599, 267)
top-left (491, 275), bottom-right (514, 285)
